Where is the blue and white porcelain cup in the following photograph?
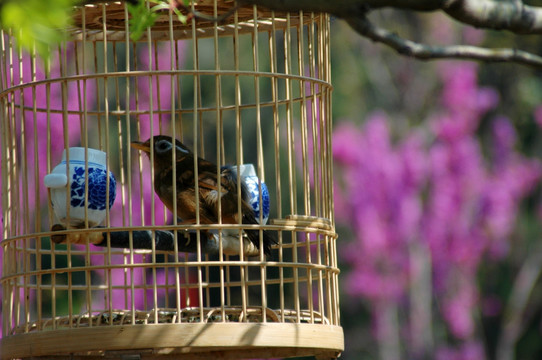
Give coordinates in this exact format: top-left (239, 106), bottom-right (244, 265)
top-left (44, 147), bottom-right (116, 228)
top-left (231, 164), bottom-right (270, 224)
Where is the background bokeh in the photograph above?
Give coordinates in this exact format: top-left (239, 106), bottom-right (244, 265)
top-left (331, 10), bottom-right (542, 360)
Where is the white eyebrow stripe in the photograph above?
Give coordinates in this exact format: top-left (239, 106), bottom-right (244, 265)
top-left (176, 145), bottom-right (189, 153)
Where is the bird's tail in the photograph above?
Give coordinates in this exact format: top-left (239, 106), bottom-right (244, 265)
top-left (242, 212), bottom-right (277, 256)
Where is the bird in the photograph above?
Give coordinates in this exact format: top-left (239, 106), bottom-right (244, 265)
top-left (131, 135), bottom-right (275, 256)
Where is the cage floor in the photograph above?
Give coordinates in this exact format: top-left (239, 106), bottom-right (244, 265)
top-left (11, 306), bottom-right (330, 335)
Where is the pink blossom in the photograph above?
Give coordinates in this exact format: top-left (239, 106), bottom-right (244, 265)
top-left (436, 341), bottom-right (485, 360)
top-left (442, 280), bottom-right (477, 338)
top-left (333, 121), bottom-right (364, 165)
top-left (335, 62), bottom-right (542, 355)
top-left (463, 27), bottom-right (486, 46)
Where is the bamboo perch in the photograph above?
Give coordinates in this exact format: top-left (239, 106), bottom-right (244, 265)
top-left (50, 224), bottom-right (259, 256)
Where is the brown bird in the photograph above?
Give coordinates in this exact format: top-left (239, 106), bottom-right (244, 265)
top-left (131, 135), bottom-right (275, 256)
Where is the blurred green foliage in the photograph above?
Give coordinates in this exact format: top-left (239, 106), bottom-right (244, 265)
top-left (127, 0), bottom-right (190, 41)
top-left (127, 0), bottom-right (161, 41)
top-left (0, 0), bottom-right (73, 64)
top-left (0, 0), bottom-right (191, 61)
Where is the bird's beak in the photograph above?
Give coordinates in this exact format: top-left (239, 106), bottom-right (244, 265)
top-left (131, 141), bottom-right (151, 153)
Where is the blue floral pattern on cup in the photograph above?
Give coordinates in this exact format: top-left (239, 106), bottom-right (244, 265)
top-left (44, 147), bottom-right (117, 227)
top-left (70, 166), bottom-right (116, 210)
top-left (245, 176), bottom-right (270, 223)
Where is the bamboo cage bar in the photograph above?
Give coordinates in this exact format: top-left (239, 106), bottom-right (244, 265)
top-left (0, 1), bottom-right (342, 359)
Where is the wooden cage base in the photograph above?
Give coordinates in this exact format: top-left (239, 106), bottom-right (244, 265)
top-left (1, 322), bottom-right (344, 359)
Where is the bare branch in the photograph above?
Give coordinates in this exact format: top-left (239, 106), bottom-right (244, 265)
top-left (238, 0), bottom-right (442, 15)
top-left (443, 0), bottom-right (542, 34)
top-left (496, 249), bottom-right (542, 360)
top-left (242, 0), bottom-right (542, 34)
top-left (346, 15), bottom-right (542, 68)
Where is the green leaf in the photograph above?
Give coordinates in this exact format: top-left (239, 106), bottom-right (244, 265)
top-left (127, 0), bottom-right (160, 41)
top-left (1, 0), bottom-right (73, 64)
top-left (0, 0), bottom-right (193, 58)
top-left (171, 7), bottom-right (188, 24)
top-left (128, 0), bottom-right (191, 41)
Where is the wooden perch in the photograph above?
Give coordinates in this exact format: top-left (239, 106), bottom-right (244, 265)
top-left (50, 224), bottom-right (260, 256)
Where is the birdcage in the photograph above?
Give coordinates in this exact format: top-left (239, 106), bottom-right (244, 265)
top-left (0, 1), bottom-right (341, 358)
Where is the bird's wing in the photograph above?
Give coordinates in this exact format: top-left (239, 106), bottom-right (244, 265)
top-left (220, 166), bottom-right (253, 205)
top-left (196, 159), bottom-right (221, 191)
top-left (195, 161), bottom-right (242, 196)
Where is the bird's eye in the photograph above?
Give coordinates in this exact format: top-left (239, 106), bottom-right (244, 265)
top-left (156, 140), bottom-right (172, 153)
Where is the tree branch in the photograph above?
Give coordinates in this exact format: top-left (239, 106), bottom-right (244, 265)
top-left (241, 0), bottom-right (542, 34)
top-left (496, 249), bottom-right (542, 360)
top-left (346, 15), bottom-right (542, 68)
top-left (238, 0), bottom-right (441, 15)
top-left (443, 0), bottom-right (542, 34)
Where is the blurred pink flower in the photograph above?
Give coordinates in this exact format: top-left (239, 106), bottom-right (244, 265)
top-left (463, 27), bottom-right (486, 46)
top-left (0, 47), bottom-right (94, 338)
top-left (442, 280), bottom-right (477, 338)
top-left (334, 61), bottom-right (541, 354)
top-left (436, 341), bottom-right (485, 360)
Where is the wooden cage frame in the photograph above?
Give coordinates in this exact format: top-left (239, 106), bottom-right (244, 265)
top-left (0, 1), bottom-right (342, 358)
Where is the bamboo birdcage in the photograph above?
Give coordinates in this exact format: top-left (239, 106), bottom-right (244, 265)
top-left (0, 1), bottom-right (342, 359)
